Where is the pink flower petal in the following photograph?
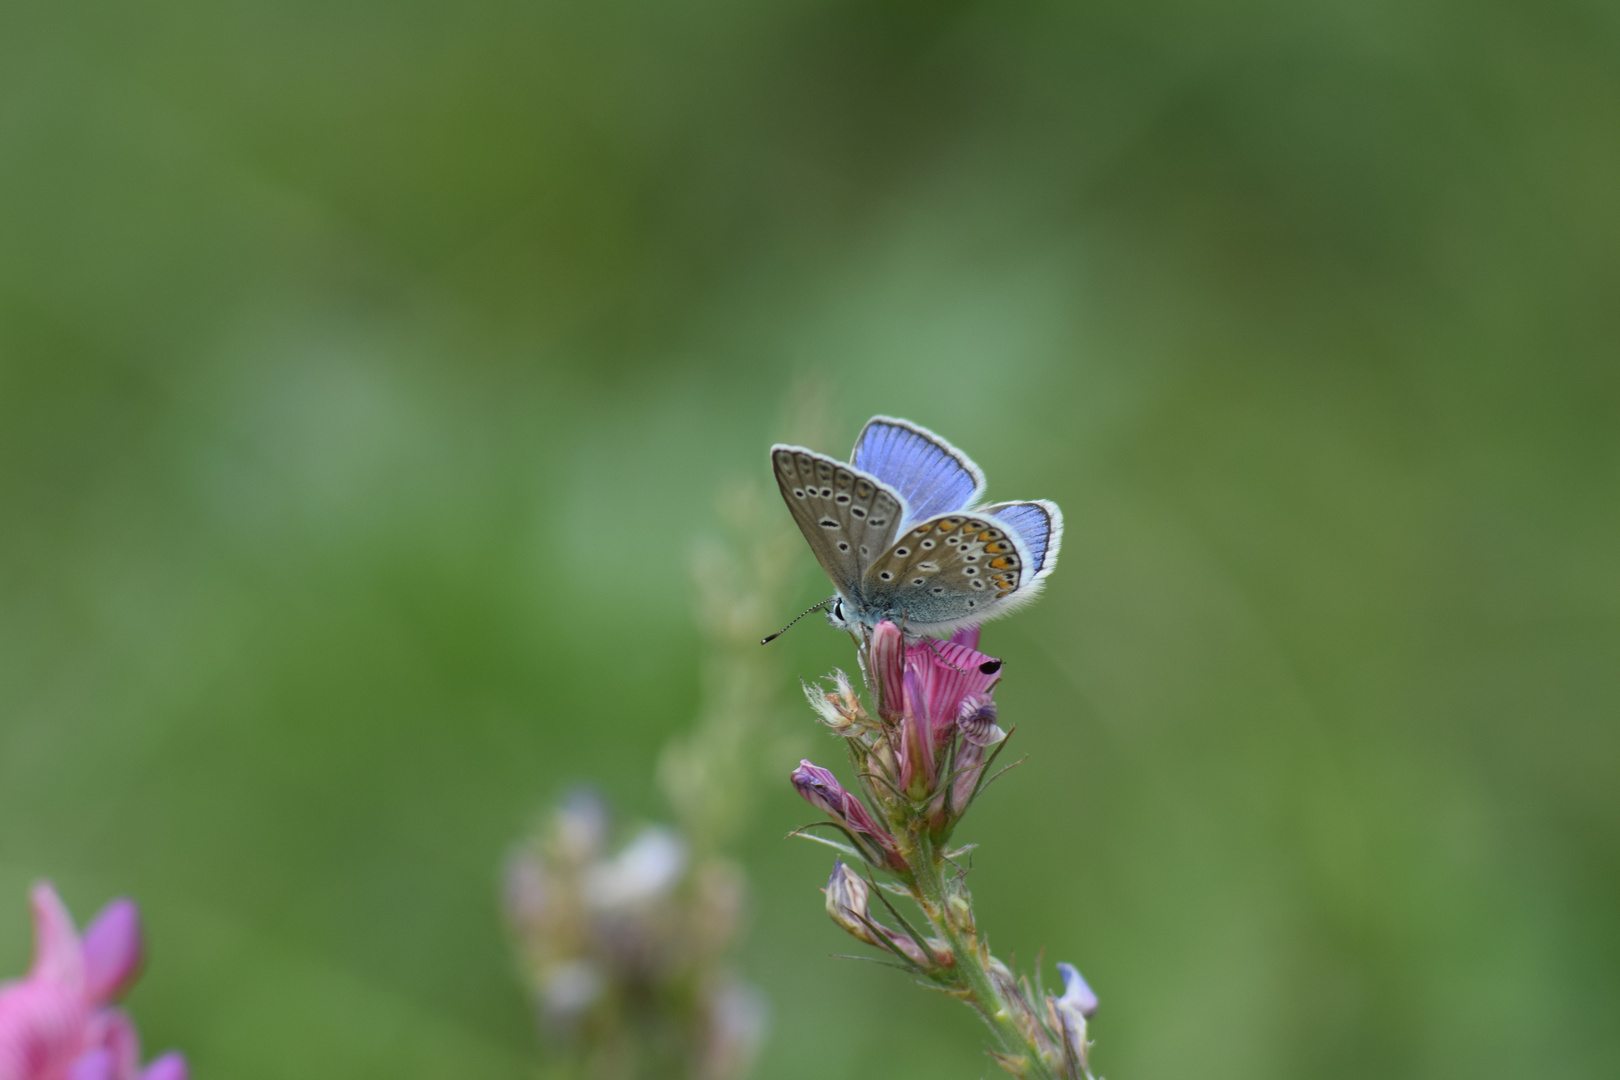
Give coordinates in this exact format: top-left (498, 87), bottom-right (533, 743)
top-left (0, 980), bottom-right (92, 1080)
top-left (27, 883), bottom-right (85, 993)
top-left (949, 626), bottom-right (981, 651)
top-left (81, 902), bottom-right (143, 1004)
top-left (868, 622), bottom-right (905, 721)
top-left (68, 1048), bottom-right (117, 1080)
top-left (905, 639), bottom-right (999, 746)
top-left (85, 1008), bottom-right (140, 1079)
top-left (138, 1052), bottom-right (188, 1080)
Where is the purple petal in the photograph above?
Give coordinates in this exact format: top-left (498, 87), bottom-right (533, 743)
top-left (28, 882), bottom-right (86, 992)
top-left (82, 900), bottom-right (143, 1003)
top-left (955, 694), bottom-right (1003, 746)
top-left (1057, 962), bottom-right (1099, 1018)
top-left (86, 1006), bottom-right (141, 1076)
top-left (789, 760), bottom-right (844, 818)
top-left (69, 1048), bottom-right (118, 1080)
top-left (140, 1051), bottom-right (190, 1080)
top-left (949, 626), bottom-right (981, 651)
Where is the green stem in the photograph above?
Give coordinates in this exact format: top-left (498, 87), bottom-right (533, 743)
top-left (907, 831), bottom-right (1062, 1080)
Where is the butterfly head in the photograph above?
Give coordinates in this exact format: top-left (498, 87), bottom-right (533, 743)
top-left (825, 595), bottom-right (856, 632)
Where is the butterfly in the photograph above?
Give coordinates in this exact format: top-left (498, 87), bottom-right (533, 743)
top-left (770, 416), bottom-right (1062, 638)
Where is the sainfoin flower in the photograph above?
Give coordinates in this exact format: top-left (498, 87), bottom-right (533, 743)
top-left (0, 883), bottom-right (187, 1080)
top-left (862, 622), bottom-right (1002, 799)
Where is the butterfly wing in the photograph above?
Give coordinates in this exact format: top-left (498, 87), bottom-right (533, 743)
top-left (859, 501), bottom-right (1062, 633)
top-left (772, 444), bottom-right (907, 597)
top-left (983, 500), bottom-right (1063, 584)
top-left (852, 416), bottom-right (987, 526)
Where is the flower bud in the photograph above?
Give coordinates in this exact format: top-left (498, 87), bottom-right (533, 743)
top-left (790, 761), bottom-right (899, 865)
top-left (139, 1053), bottom-right (190, 1080)
top-left (1049, 962), bottom-right (1098, 1068)
top-left (1056, 962), bottom-right (1098, 1019)
top-left (823, 861), bottom-right (927, 965)
top-left (823, 860), bottom-right (873, 942)
top-left (81, 899), bottom-right (142, 1002)
top-left (949, 694), bottom-right (1008, 813)
top-left (956, 694), bottom-right (1003, 747)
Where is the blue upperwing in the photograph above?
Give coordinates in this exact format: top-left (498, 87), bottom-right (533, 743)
top-left (852, 416), bottom-right (987, 526)
top-left (985, 500), bottom-right (1063, 579)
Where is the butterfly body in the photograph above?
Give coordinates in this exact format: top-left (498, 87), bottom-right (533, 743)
top-left (772, 417), bottom-right (1062, 637)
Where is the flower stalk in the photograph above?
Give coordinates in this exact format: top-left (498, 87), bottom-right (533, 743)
top-left (792, 622), bottom-right (1099, 1079)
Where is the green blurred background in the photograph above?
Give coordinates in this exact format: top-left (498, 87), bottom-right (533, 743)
top-left (1, 0), bottom-right (1616, 1077)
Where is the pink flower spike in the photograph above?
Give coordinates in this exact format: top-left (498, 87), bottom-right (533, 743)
top-left (82, 901), bottom-right (143, 1003)
top-left (27, 883), bottom-right (85, 993)
top-left (139, 1052), bottom-right (189, 1080)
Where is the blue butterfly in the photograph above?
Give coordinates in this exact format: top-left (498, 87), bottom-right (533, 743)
top-left (770, 416), bottom-right (1062, 638)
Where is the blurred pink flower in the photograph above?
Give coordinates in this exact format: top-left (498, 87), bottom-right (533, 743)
top-left (0, 884), bottom-right (187, 1080)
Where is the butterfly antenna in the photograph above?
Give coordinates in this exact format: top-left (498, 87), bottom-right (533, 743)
top-left (762, 597), bottom-right (837, 645)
